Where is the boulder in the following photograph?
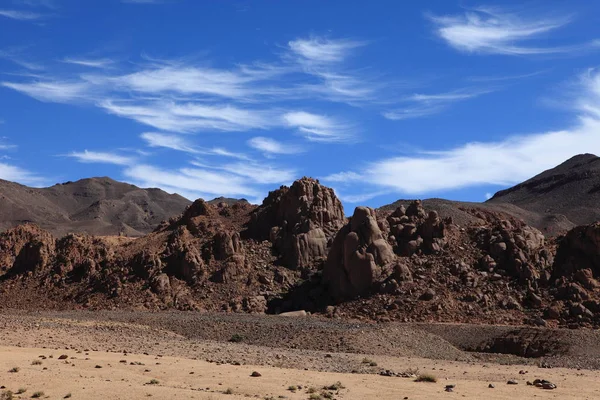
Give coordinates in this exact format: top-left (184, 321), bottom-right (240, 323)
top-left (323, 207), bottom-right (395, 300)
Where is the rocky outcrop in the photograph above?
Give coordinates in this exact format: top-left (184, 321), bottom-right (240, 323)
top-left (245, 177), bottom-right (345, 269)
top-left (323, 207), bottom-right (395, 300)
top-left (385, 201), bottom-right (447, 256)
top-left (552, 223), bottom-right (600, 280)
top-left (472, 217), bottom-right (552, 284)
top-left (0, 224), bottom-right (55, 278)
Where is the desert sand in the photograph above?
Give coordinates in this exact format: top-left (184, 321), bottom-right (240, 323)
top-left (1, 312), bottom-right (599, 399)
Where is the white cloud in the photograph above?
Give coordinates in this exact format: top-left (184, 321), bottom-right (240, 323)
top-left (429, 6), bottom-right (598, 55)
top-left (104, 66), bottom-right (251, 98)
top-left (384, 88), bottom-right (492, 120)
top-left (219, 162), bottom-right (296, 185)
top-left (141, 132), bottom-right (250, 159)
top-left (325, 69), bottom-right (600, 196)
top-left (288, 37), bottom-right (366, 64)
top-left (123, 164), bottom-right (260, 199)
top-left (62, 57), bottom-right (114, 68)
top-left (2, 37), bottom-right (381, 134)
top-left (283, 111), bottom-right (353, 142)
top-left (485, 192), bottom-right (493, 200)
top-left (67, 150), bottom-right (135, 165)
top-left (1, 80), bottom-right (90, 103)
top-left (322, 171), bottom-right (363, 183)
top-left (0, 9), bottom-right (43, 20)
top-left (247, 136), bottom-right (303, 155)
top-left (140, 132), bottom-right (198, 153)
top-left (100, 100), bottom-right (278, 133)
top-left (0, 162), bottom-right (43, 185)
top-left (287, 37), bottom-right (377, 104)
top-left (0, 50), bottom-right (44, 71)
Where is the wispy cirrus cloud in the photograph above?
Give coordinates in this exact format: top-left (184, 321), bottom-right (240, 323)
top-left (0, 9), bottom-right (44, 20)
top-left (0, 49), bottom-right (44, 70)
top-left (124, 164), bottom-right (259, 200)
top-left (283, 111), bottom-right (354, 142)
top-left (429, 6), bottom-right (599, 56)
top-left (247, 136), bottom-right (304, 155)
top-left (383, 88), bottom-right (492, 120)
top-left (0, 162), bottom-right (44, 185)
top-left (124, 159), bottom-right (294, 201)
top-left (1, 80), bottom-right (90, 103)
top-left (100, 100), bottom-right (279, 133)
top-left (140, 131), bottom-right (250, 160)
top-left (67, 150), bottom-right (135, 165)
top-left (2, 37), bottom-right (376, 138)
top-left (324, 68), bottom-right (600, 199)
top-left (288, 37), bottom-right (367, 64)
top-left (140, 132), bottom-right (198, 153)
top-left (62, 57), bottom-right (114, 69)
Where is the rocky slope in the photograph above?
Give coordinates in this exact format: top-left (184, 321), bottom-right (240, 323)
top-left (2, 175), bottom-right (600, 330)
top-left (382, 154), bottom-right (600, 235)
top-left (0, 177), bottom-right (191, 236)
top-left (486, 153), bottom-right (600, 232)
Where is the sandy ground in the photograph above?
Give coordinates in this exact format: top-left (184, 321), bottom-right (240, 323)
top-left (1, 312), bottom-right (600, 399)
top-left (2, 348), bottom-right (600, 399)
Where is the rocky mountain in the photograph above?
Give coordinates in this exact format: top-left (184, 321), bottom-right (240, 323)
top-left (381, 154), bottom-right (600, 235)
top-left (0, 177), bottom-right (191, 237)
top-left (2, 158), bottom-right (600, 330)
top-left (486, 153), bottom-right (600, 233)
top-left (2, 175), bottom-right (600, 331)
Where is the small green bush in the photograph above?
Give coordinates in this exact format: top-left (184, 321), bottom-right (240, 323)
top-left (228, 334), bottom-right (244, 343)
top-left (415, 374), bottom-right (437, 383)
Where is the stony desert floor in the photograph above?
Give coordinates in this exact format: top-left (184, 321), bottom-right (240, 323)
top-left (1, 311), bottom-right (599, 399)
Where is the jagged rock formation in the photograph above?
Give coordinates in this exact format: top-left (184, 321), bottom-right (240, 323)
top-left (385, 200), bottom-right (447, 256)
top-left (5, 173), bottom-right (600, 329)
top-left (323, 207), bottom-right (395, 299)
top-left (245, 177), bottom-right (345, 269)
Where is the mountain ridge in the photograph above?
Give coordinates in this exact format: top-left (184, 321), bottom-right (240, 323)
top-left (0, 176), bottom-right (191, 237)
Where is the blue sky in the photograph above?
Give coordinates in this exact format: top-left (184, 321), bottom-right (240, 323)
top-left (1, 0), bottom-right (600, 207)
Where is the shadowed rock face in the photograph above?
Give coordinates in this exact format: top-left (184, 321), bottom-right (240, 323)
top-left (244, 177), bottom-right (346, 269)
top-left (323, 206), bottom-right (395, 300)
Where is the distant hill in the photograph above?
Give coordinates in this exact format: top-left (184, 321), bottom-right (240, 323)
top-left (0, 177), bottom-right (191, 236)
top-left (207, 196), bottom-right (250, 206)
top-left (381, 154), bottom-right (600, 235)
top-left (486, 154), bottom-right (600, 231)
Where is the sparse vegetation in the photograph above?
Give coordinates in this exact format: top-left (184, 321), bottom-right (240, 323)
top-left (224, 388), bottom-right (234, 395)
top-left (308, 394), bottom-right (322, 400)
top-left (287, 385), bottom-right (298, 392)
top-left (362, 358), bottom-right (378, 367)
top-left (16, 389), bottom-right (26, 394)
top-left (228, 333), bottom-right (244, 343)
top-left (403, 367), bottom-right (420, 376)
top-left (8, 367), bottom-right (20, 373)
top-left (307, 387), bottom-right (318, 394)
top-left (64, 394), bottom-right (72, 399)
top-left (1, 390), bottom-right (14, 400)
top-left (147, 379), bottom-right (159, 385)
top-left (363, 358), bottom-right (377, 367)
top-left (323, 381), bottom-right (345, 391)
top-left (31, 392), bottom-right (45, 398)
top-left (32, 360), bottom-right (42, 365)
top-left (415, 373), bottom-right (437, 383)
